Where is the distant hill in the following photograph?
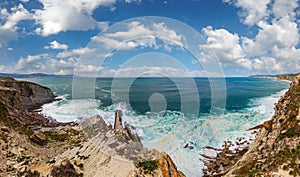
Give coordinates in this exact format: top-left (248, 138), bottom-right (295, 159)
top-left (0, 73), bottom-right (73, 78)
top-left (249, 73), bottom-right (300, 78)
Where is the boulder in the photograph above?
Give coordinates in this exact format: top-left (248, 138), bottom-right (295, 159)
top-left (80, 115), bottom-right (108, 138)
top-left (1, 126), bottom-right (10, 133)
top-left (30, 131), bottom-right (47, 145)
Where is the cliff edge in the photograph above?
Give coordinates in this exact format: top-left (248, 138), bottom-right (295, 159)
top-left (225, 73), bottom-right (300, 176)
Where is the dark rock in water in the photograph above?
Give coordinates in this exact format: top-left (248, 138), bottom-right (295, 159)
top-left (30, 131), bottom-right (47, 146)
top-left (184, 143), bottom-right (189, 149)
top-left (188, 146), bottom-right (194, 150)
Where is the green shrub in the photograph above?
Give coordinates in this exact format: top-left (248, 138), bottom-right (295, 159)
top-left (135, 160), bottom-right (159, 174)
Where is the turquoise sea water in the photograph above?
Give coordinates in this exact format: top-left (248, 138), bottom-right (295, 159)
top-left (22, 77), bottom-right (290, 176)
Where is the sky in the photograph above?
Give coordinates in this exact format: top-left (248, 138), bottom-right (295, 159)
top-left (0, 0), bottom-right (299, 77)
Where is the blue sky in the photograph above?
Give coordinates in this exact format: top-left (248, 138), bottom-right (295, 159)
top-left (0, 0), bottom-right (299, 77)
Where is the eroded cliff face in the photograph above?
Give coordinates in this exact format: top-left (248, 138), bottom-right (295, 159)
top-left (0, 77), bottom-right (55, 110)
top-left (224, 73), bottom-right (300, 176)
top-left (0, 85), bottom-right (22, 118)
top-left (0, 77), bottom-right (84, 177)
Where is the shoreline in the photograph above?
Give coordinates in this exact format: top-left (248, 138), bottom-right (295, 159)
top-left (203, 73), bottom-right (300, 176)
top-left (37, 76), bottom-right (290, 176)
top-left (0, 75), bottom-right (299, 175)
top-left (0, 77), bottom-right (185, 177)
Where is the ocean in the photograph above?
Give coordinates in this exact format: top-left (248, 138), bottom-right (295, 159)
top-left (21, 77), bottom-right (290, 176)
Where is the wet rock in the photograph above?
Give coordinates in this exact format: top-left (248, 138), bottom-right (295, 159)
top-left (184, 143), bottom-right (189, 149)
top-left (124, 123), bottom-right (141, 143)
top-left (188, 146), bottom-right (194, 150)
top-left (207, 163), bottom-right (216, 170)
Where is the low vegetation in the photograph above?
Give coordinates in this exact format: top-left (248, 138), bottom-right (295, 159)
top-left (135, 160), bottom-right (159, 174)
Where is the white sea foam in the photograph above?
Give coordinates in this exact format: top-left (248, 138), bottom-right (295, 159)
top-left (249, 89), bottom-right (288, 123)
top-left (41, 88), bottom-right (288, 177)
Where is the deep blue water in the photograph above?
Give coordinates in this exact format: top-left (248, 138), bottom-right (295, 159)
top-left (21, 76), bottom-right (290, 176)
top-left (24, 77), bottom-right (289, 114)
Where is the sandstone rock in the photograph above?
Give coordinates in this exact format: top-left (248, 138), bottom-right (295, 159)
top-left (1, 126), bottom-right (10, 133)
top-left (157, 151), bottom-right (186, 177)
top-left (141, 148), bottom-right (148, 155)
top-left (30, 131), bottom-right (47, 146)
top-left (207, 163), bottom-right (216, 170)
top-left (80, 115), bottom-right (108, 138)
top-left (263, 120), bottom-right (273, 129)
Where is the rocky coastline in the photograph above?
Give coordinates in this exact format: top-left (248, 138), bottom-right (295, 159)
top-left (0, 77), bottom-right (185, 177)
top-left (203, 73), bottom-right (300, 176)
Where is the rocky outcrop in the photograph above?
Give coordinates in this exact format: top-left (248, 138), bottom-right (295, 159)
top-left (0, 77), bottom-right (55, 110)
top-left (43, 114), bottom-right (185, 177)
top-left (0, 85), bottom-right (22, 117)
top-left (156, 151), bottom-right (186, 177)
top-left (0, 77), bottom-right (185, 177)
top-left (0, 77), bottom-right (84, 177)
top-left (114, 109), bottom-right (123, 130)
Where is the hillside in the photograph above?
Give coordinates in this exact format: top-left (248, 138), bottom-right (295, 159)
top-left (203, 73), bottom-right (300, 176)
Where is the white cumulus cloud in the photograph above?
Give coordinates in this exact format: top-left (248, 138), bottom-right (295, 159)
top-left (242, 16), bottom-right (299, 57)
top-left (56, 47), bottom-right (96, 58)
top-left (44, 40), bottom-right (68, 50)
top-left (0, 4), bottom-right (32, 48)
top-left (200, 26), bottom-right (251, 69)
top-left (224, 0), bottom-right (271, 26)
top-left (272, 0), bottom-right (299, 19)
top-left (92, 21), bottom-right (186, 51)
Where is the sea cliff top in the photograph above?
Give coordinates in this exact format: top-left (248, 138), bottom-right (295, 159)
top-left (203, 73), bottom-right (300, 176)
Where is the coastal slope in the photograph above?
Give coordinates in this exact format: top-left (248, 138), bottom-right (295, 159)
top-left (225, 73), bottom-right (300, 176)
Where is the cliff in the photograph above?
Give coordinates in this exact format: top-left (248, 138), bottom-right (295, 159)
top-left (0, 77), bottom-right (55, 110)
top-left (0, 77), bottom-right (84, 177)
top-left (0, 77), bottom-right (185, 177)
top-left (214, 73), bottom-right (300, 176)
top-left (202, 73), bottom-right (300, 176)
